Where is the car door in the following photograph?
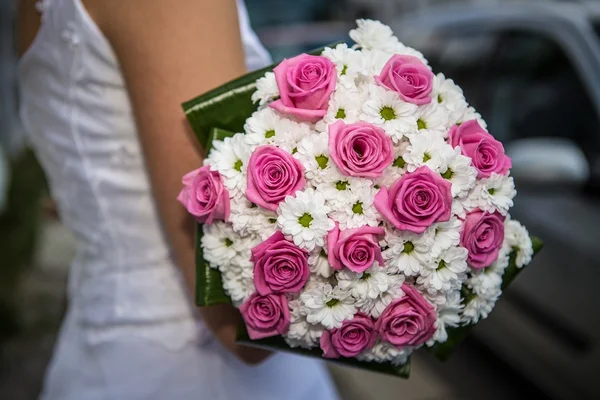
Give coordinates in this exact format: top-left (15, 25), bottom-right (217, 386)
top-left (417, 24), bottom-right (600, 400)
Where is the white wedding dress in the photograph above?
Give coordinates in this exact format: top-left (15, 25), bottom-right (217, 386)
top-left (18, 1), bottom-right (339, 399)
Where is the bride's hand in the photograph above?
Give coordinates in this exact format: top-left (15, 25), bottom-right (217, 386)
top-left (86, 0), bottom-right (271, 365)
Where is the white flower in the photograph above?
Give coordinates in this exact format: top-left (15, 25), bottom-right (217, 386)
top-left (336, 264), bottom-right (394, 307)
top-left (251, 71), bottom-right (279, 106)
top-left (418, 246), bottom-right (469, 294)
top-left (300, 283), bottom-right (357, 329)
top-left (467, 173), bottom-right (516, 216)
top-left (294, 131), bottom-right (333, 185)
top-left (277, 189), bottom-right (335, 251)
top-left (427, 289), bottom-right (463, 345)
top-left (432, 73), bottom-right (468, 126)
top-left (452, 197), bottom-right (469, 219)
top-left (349, 19), bottom-right (398, 52)
top-left (322, 43), bottom-right (365, 90)
top-left (229, 197), bottom-right (278, 239)
top-left (427, 217), bottom-right (462, 259)
top-left (461, 283), bottom-right (502, 325)
top-left (357, 341), bottom-right (412, 365)
top-left (315, 86), bottom-right (363, 132)
top-left (489, 244), bottom-right (511, 275)
top-left (308, 247), bottom-right (333, 278)
top-left (403, 130), bottom-right (453, 173)
top-left (468, 269), bottom-right (503, 298)
top-left (284, 298), bottom-right (324, 349)
top-left (411, 103), bottom-right (450, 139)
top-left (455, 105), bottom-right (487, 129)
top-left (201, 222), bottom-right (239, 269)
top-left (206, 134), bottom-right (250, 196)
top-left (382, 227), bottom-right (434, 276)
top-left (243, 108), bottom-right (291, 148)
top-left (359, 274), bottom-right (404, 318)
top-left (504, 218), bottom-right (533, 267)
top-left (389, 42), bottom-right (430, 67)
top-left (361, 84), bottom-right (418, 143)
top-left (316, 170), bottom-right (372, 209)
top-left (329, 184), bottom-right (380, 229)
top-left (221, 259), bottom-right (255, 307)
top-left (443, 148), bottom-right (478, 198)
top-left (376, 139), bottom-right (410, 187)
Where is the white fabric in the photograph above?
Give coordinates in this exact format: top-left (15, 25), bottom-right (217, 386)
top-left (18, 0), bottom-right (339, 399)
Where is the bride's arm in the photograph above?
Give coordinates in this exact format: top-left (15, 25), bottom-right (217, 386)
top-left (87, 0), bottom-right (271, 364)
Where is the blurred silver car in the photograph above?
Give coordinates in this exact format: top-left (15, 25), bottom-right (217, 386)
top-left (394, 2), bottom-right (600, 399)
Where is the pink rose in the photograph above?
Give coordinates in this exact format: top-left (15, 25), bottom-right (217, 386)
top-left (374, 166), bottom-right (452, 234)
top-left (270, 54), bottom-right (336, 122)
top-left (320, 313), bottom-right (377, 359)
top-left (177, 165), bottom-right (230, 224)
top-left (251, 231), bottom-right (309, 295)
top-left (328, 121), bottom-right (394, 178)
top-left (375, 284), bottom-right (436, 347)
top-left (327, 223), bottom-right (385, 273)
top-left (240, 292), bottom-right (290, 340)
top-left (449, 120), bottom-right (512, 178)
top-left (375, 55), bottom-right (434, 105)
top-left (461, 209), bottom-right (506, 269)
top-left (246, 145), bottom-right (306, 211)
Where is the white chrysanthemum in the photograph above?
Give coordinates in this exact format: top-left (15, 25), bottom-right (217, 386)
top-left (443, 147), bottom-right (478, 198)
top-left (316, 170), bottom-right (372, 208)
top-left (504, 218), bottom-right (533, 267)
top-left (389, 41), bottom-right (430, 66)
top-left (277, 189), bottom-right (335, 251)
top-left (336, 264), bottom-right (394, 307)
top-left (221, 257), bottom-right (255, 307)
top-left (468, 269), bottom-right (503, 298)
top-left (284, 298), bottom-right (324, 349)
top-left (251, 71), bottom-right (279, 106)
top-left (403, 130), bottom-right (453, 173)
top-left (201, 222), bottom-right (240, 269)
top-left (461, 278), bottom-right (502, 325)
top-left (315, 86), bottom-right (363, 132)
top-left (206, 134), bottom-right (251, 196)
top-left (229, 197), bottom-right (278, 239)
top-left (467, 173), bottom-right (516, 216)
top-left (418, 246), bottom-right (469, 295)
top-left (243, 108), bottom-right (295, 148)
top-left (376, 139), bottom-right (410, 187)
top-left (488, 244), bottom-right (511, 276)
top-left (410, 103), bottom-right (450, 139)
top-left (300, 283), bottom-right (357, 329)
top-left (427, 289), bottom-right (463, 345)
top-left (455, 105), bottom-right (487, 129)
top-left (359, 274), bottom-right (404, 319)
top-left (322, 43), bottom-right (365, 90)
top-left (349, 19), bottom-right (398, 52)
top-left (357, 341), bottom-right (412, 365)
top-left (427, 217), bottom-right (462, 259)
top-left (329, 184), bottom-right (380, 229)
top-left (361, 84), bottom-right (418, 143)
top-left (308, 247), bottom-right (334, 278)
top-left (382, 227), bottom-right (434, 276)
top-left (294, 131), bottom-right (333, 185)
top-left (432, 73), bottom-right (468, 126)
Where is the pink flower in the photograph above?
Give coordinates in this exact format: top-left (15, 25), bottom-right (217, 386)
top-left (328, 121), bottom-right (394, 178)
top-left (177, 165), bottom-right (230, 224)
top-left (461, 209), bottom-right (506, 269)
top-left (320, 313), bottom-right (377, 359)
top-left (375, 55), bottom-right (434, 105)
top-left (327, 223), bottom-right (385, 273)
top-left (449, 120), bottom-right (512, 178)
top-left (374, 166), bottom-right (452, 234)
top-left (269, 54), bottom-right (336, 122)
top-left (240, 292), bottom-right (290, 340)
top-left (375, 284), bottom-right (436, 347)
top-left (246, 145), bottom-right (306, 211)
top-left (251, 231), bottom-right (310, 295)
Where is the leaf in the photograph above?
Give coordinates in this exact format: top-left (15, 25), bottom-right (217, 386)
top-left (235, 325), bottom-right (411, 378)
top-left (182, 43), bottom-right (343, 148)
top-left (429, 235), bottom-right (544, 361)
top-left (195, 223), bottom-right (232, 307)
top-left (205, 127), bottom-right (236, 151)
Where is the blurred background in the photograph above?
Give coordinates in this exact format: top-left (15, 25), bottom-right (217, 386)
top-left (2, 0), bottom-right (599, 399)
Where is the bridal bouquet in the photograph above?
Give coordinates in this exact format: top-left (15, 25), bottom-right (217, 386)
top-left (179, 20), bottom-right (542, 376)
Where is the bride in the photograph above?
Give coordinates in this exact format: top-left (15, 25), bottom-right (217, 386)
top-left (17, 0), bottom-right (340, 398)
